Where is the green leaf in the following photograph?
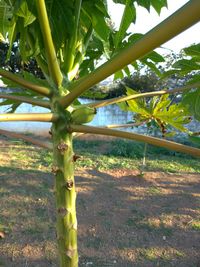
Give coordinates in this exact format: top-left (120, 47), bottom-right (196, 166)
top-left (173, 59), bottom-right (200, 72)
top-left (118, 86), bottom-right (191, 135)
top-left (152, 94), bottom-right (171, 114)
top-left (0, 32), bottom-right (6, 43)
top-left (154, 100), bottom-right (190, 133)
top-left (114, 0), bottom-right (136, 48)
top-left (155, 102), bottom-right (190, 132)
top-left (0, 0), bottom-right (13, 37)
top-left (195, 94), bottom-right (200, 121)
top-left (118, 101), bottom-right (130, 112)
top-left (186, 74), bottom-right (200, 85)
top-left (128, 33), bottom-right (143, 44)
top-left (151, 0), bottom-right (168, 14)
top-left (83, 2), bottom-right (110, 42)
top-left (141, 59), bottom-right (162, 76)
top-left (15, 0), bottom-right (36, 27)
top-left (48, 0), bottom-right (74, 51)
top-left (113, 0), bottom-right (167, 14)
top-left (164, 131), bottom-right (177, 137)
top-left (189, 136), bottom-right (200, 147)
top-left (184, 43), bottom-right (200, 58)
top-left (124, 66), bottom-right (131, 77)
top-left (125, 87), bottom-right (150, 116)
top-left (135, 0), bottom-right (151, 11)
top-left (143, 51), bottom-right (165, 63)
top-left (183, 89), bottom-right (200, 121)
top-left (114, 70), bottom-right (124, 80)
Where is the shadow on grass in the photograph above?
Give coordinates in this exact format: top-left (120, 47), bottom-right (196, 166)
top-left (0, 163), bottom-right (200, 266)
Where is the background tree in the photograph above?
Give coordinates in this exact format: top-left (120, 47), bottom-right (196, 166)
top-left (0, 1), bottom-right (200, 267)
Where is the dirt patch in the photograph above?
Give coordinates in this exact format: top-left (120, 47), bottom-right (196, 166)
top-left (0, 139), bottom-right (200, 266)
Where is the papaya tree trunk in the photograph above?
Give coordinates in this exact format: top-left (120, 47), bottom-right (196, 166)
top-left (51, 108), bottom-right (78, 266)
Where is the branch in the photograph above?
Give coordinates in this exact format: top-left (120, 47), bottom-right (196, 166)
top-left (0, 93), bottom-right (51, 108)
top-left (70, 125), bottom-right (200, 158)
top-left (0, 69), bottom-right (51, 96)
top-left (104, 121), bottom-right (148, 129)
top-left (73, 121), bottom-right (147, 138)
top-left (88, 82), bottom-right (200, 108)
top-left (0, 128), bottom-right (52, 149)
top-left (0, 113), bottom-right (58, 122)
top-left (59, 0), bottom-right (200, 107)
top-left (36, 0), bottom-right (63, 87)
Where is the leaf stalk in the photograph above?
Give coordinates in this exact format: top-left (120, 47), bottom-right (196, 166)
top-left (70, 125), bottom-right (200, 157)
top-left (0, 69), bottom-right (51, 96)
top-left (36, 0), bottom-right (63, 87)
top-left (0, 93), bottom-right (51, 108)
top-left (0, 113), bottom-right (57, 122)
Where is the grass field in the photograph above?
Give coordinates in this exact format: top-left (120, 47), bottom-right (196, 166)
top-left (0, 136), bottom-right (200, 266)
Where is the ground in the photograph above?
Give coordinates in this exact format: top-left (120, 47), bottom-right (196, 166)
top-left (0, 136), bottom-right (200, 267)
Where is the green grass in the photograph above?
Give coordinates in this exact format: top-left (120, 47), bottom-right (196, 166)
top-left (191, 221), bottom-right (200, 231)
top-left (3, 137), bottom-right (199, 173)
top-left (73, 139), bottom-right (200, 172)
top-left (139, 247), bottom-right (185, 262)
top-left (147, 186), bottom-right (162, 195)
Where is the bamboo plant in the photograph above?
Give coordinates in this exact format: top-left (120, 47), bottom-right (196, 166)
top-left (0, 0), bottom-right (200, 266)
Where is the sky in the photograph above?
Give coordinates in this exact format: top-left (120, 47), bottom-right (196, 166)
top-left (107, 0), bottom-right (200, 53)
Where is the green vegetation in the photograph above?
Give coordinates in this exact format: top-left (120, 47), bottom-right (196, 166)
top-left (73, 139), bottom-right (200, 172)
top-left (2, 137), bottom-right (200, 173)
top-left (191, 221), bottom-right (200, 231)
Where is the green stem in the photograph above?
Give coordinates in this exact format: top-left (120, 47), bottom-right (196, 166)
top-left (0, 93), bottom-right (51, 108)
top-left (67, 24), bottom-right (93, 81)
top-left (142, 143), bottom-right (148, 167)
top-left (36, 0), bottom-right (63, 87)
top-left (70, 125), bottom-right (200, 158)
top-left (27, 33), bottom-right (49, 76)
top-left (72, 24), bottom-right (93, 68)
top-left (0, 69), bottom-right (51, 96)
top-left (83, 24), bottom-right (93, 51)
top-left (0, 128), bottom-right (52, 149)
top-left (87, 82), bottom-right (200, 108)
top-left (52, 112), bottom-right (78, 267)
top-left (64, 0), bottom-right (82, 76)
top-left (59, 0), bottom-right (200, 107)
top-left (0, 113), bottom-right (57, 122)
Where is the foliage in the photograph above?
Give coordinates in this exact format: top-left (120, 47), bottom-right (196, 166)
top-left (0, 0), bottom-right (168, 113)
top-left (161, 43), bottom-right (200, 122)
top-left (118, 87), bottom-right (191, 137)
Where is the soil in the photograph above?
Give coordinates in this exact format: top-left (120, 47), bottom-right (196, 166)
top-left (0, 138), bottom-right (200, 267)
